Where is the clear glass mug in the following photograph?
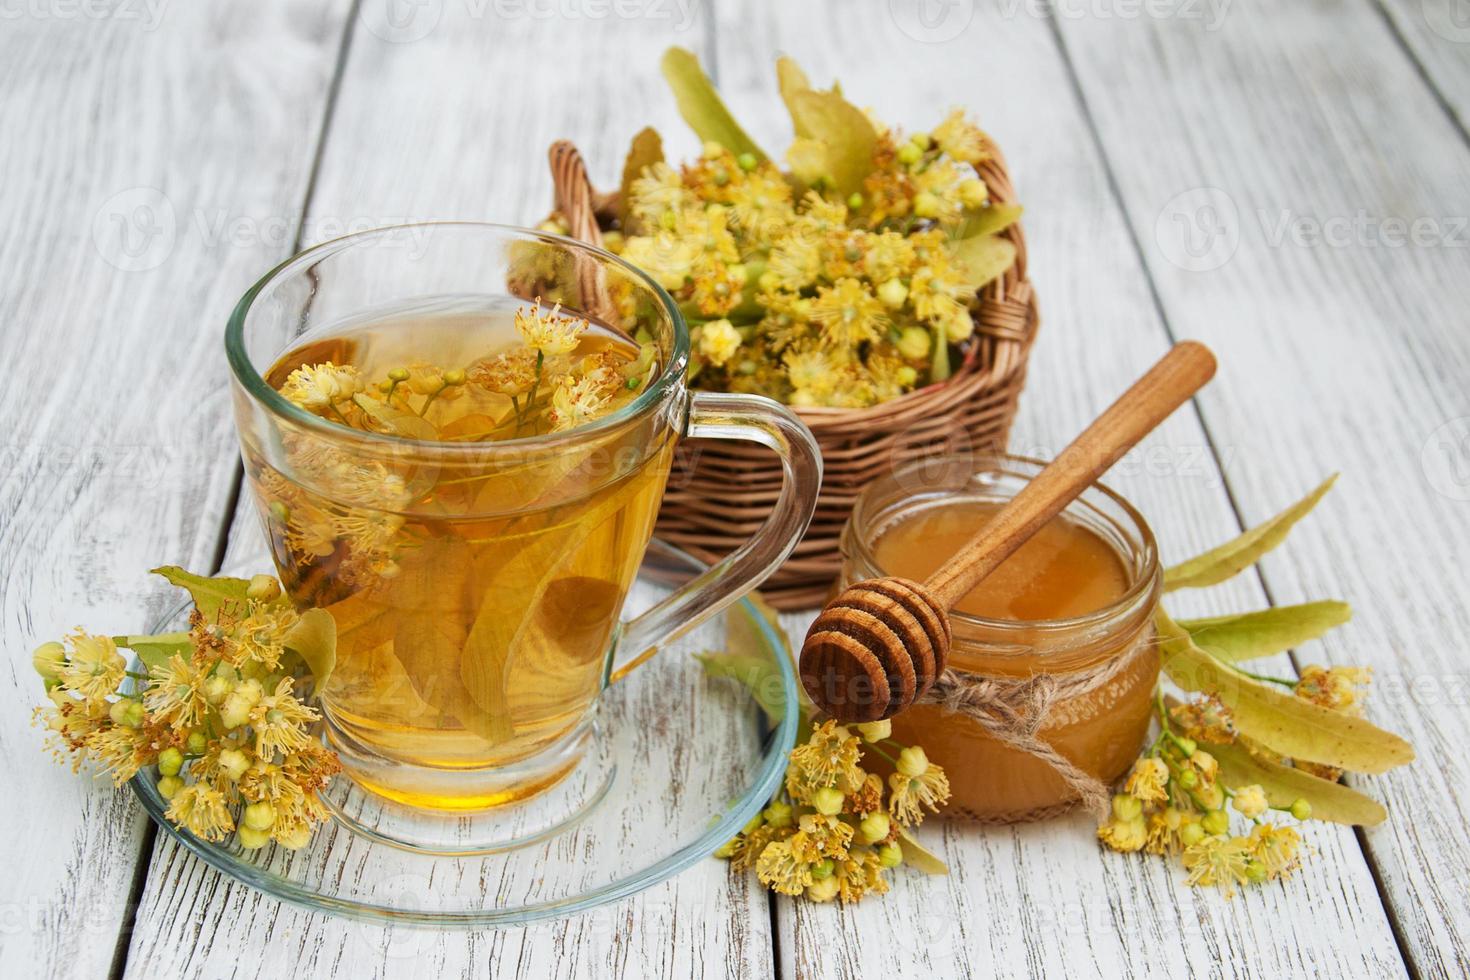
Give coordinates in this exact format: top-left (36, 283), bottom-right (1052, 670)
top-left (227, 223), bottom-right (821, 812)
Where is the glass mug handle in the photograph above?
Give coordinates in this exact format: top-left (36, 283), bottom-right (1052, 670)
top-left (606, 391), bottom-right (822, 684)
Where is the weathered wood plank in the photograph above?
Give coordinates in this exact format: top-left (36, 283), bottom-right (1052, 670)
top-left (713, 1), bottom-right (1408, 977)
top-left (1377, 0), bottom-right (1470, 135)
top-left (120, 7), bottom-right (777, 979)
top-left (0, 5), bottom-right (349, 977)
top-left (1053, 0), bottom-right (1470, 976)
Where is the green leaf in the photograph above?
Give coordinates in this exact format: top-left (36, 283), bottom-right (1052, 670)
top-left (774, 56), bottom-right (876, 197)
top-left (619, 126), bottom-right (664, 231)
top-left (1178, 601), bottom-right (1352, 664)
top-left (1163, 475), bottom-right (1337, 591)
top-left (1207, 740), bottom-right (1387, 826)
top-left (947, 234), bottom-right (1016, 291)
top-left (115, 632), bottom-right (192, 673)
top-left (660, 47), bottom-right (766, 162)
top-left (281, 608), bottom-right (337, 695)
top-left (149, 566), bottom-right (253, 620)
top-left (896, 828), bottom-right (949, 875)
top-left (696, 651), bottom-right (789, 724)
top-left (1157, 609), bottom-right (1413, 774)
top-left (953, 203), bottom-right (1023, 240)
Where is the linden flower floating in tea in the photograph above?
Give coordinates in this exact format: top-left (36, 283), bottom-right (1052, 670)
top-left (713, 719), bottom-right (950, 903)
top-left (543, 48), bottom-right (1022, 409)
top-left (1099, 477), bottom-right (1415, 896)
top-left (32, 568), bottom-right (340, 851)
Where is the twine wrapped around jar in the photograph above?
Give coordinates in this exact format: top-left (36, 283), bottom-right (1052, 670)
top-left (916, 633), bottom-right (1158, 822)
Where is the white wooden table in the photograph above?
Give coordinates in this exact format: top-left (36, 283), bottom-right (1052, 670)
top-left (4, 2), bottom-right (1468, 976)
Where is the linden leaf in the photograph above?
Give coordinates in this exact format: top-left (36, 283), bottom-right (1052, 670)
top-left (281, 608), bottom-right (337, 695)
top-left (1207, 740), bottom-right (1388, 826)
top-left (896, 827), bottom-right (949, 875)
top-left (661, 47), bottom-right (766, 162)
top-left (1178, 601), bottom-right (1352, 664)
top-left (1164, 475), bottom-right (1337, 591)
top-left (115, 632), bottom-right (192, 673)
top-left (1157, 609), bottom-right (1413, 774)
top-left (953, 202), bottom-right (1023, 240)
top-left (696, 651), bottom-right (789, 724)
top-left (775, 56), bottom-right (876, 197)
top-left (149, 566), bottom-right (254, 620)
top-left (947, 234), bottom-right (1016, 291)
top-left (350, 394), bottom-right (439, 440)
top-left (619, 126), bottom-right (665, 232)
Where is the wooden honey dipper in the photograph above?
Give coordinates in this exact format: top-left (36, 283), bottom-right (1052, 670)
top-left (800, 341), bottom-right (1217, 723)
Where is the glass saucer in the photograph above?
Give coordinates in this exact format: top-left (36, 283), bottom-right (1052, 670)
top-left (129, 539), bottom-right (797, 926)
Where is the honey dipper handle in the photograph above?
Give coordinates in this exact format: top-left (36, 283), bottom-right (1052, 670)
top-left (925, 341), bottom-right (1217, 611)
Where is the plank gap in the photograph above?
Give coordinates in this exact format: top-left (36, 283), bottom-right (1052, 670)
top-left (1367, 0), bottom-right (1470, 148)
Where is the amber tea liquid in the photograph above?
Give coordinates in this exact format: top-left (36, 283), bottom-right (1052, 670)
top-left (245, 302), bottom-right (674, 810)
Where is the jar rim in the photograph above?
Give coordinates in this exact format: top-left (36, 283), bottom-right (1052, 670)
top-left (845, 453), bottom-right (1161, 637)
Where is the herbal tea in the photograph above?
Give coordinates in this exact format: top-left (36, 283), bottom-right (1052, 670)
top-left (243, 302), bottom-right (674, 810)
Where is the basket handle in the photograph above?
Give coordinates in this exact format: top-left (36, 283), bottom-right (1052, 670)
top-left (606, 392), bottom-right (822, 684)
top-left (549, 140), bottom-right (604, 248)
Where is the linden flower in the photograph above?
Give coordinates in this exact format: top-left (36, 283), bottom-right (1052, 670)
top-left (629, 161), bottom-right (695, 227)
top-left (166, 784), bottom-right (236, 842)
top-left (280, 363), bottom-right (363, 412)
top-left (766, 234), bottom-right (823, 292)
top-left (1098, 815), bottom-right (1148, 853)
top-left (38, 689), bottom-right (111, 758)
top-left (144, 654), bottom-right (210, 729)
top-left (786, 720), bottom-right (864, 799)
top-left (1295, 664), bottom-right (1371, 714)
top-left (548, 374), bottom-right (611, 433)
top-left (1125, 757), bottom-right (1171, 804)
top-left (250, 679), bottom-right (318, 759)
top-left (862, 230), bottom-right (917, 283)
top-left (931, 109), bottom-right (990, 164)
top-left (887, 746), bottom-right (951, 826)
top-left (836, 848), bottom-right (890, 904)
top-left (756, 839), bottom-right (814, 896)
top-left (1182, 835), bottom-right (1252, 896)
top-left (84, 725), bottom-right (150, 785)
top-left (1249, 823), bottom-right (1302, 879)
top-left (698, 319), bottom-right (742, 367)
top-left (790, 813), bottom-right (855, 863)
top-left (58, 632), bottom-right (126, 701)
top-left (1171, 694), bottom-right (1238, 745)
top-left (470, 347), bottom-right (539, 397)
top-left (222, 605), bottom-right (297, 670)
top-left (809, 278), bottom-right (889, 350)
top-left (515, 303), bottom-right (587, 356)
top-left (1145, 807), bottom-right (1186, 855)
top-left (620, 232), bottom-right (696, 291)
top-left (1232, 784), bottom-right (1270, 820)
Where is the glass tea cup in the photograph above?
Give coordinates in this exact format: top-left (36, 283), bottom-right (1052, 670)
top-left (227, 223), bottom-right (820, 816)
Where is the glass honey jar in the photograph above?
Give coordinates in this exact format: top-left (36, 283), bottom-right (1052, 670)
top-left (837, 454), bottom-right (1162, 822)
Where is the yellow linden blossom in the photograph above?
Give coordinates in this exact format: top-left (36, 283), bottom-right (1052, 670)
top-left (766, 234), bottom-right (823, 292)
top-left (1182, 835), bottom-right (1252, 897)
top-left (548, 373), bottom-right (610, 433)
top-left (689, 258), bottom-right (745, 318)
top-left (223, 605), bottom-right (297, 670)
top-left (470, 347), bottom-right (539, 396)
top-left (144, 654), bottom-right (210, 729)
top-left (931, 109), bottom-right (990, 164)
top-left (783, 347), bottom-right (844, 405)
top-left (790, 813), bottom-right (855, 863)
top-left (515, 303), bottom-right (587, 356)
top-left (58, 632), bottom-right (126, 701)
top-left (38, 688), bottom-right (111, 761)
top-left (250, 680), bottom-right (318, 759)
top-left (1170, 694), bottom-right (1238, 745)
top-left (1295, 664), bottom-right (1371, 714)
top-left (787, 720), bottom-right (864, 799)
top-left (628, 161), bottom-right (694, 227)
top-left (620, 231), bottom-right (696, 291)
top-left (166, 784), bottom-right (236, 842)
top-left (1125, 757), bottom-right (1171, 804)
top-left (809, 278), bottom-right (889, 350)
top-left (1144, 808), bottom-right (1186, 855)
top-left (862, 230), bottom-right (917, 283)
top-left (676, 206), bottom-right (741, 265)
top-left (1098, 815), bottom-right (1148, 853)
top-left (1249, 823), bottom-right (1302, 879)
top-left (1232, 784), bottom-right (1269, 820)
top-left (84, 726), bottom-right (150, 785)
top-left (280, 363), bottom-right (364, 412)
top-left (887, 747), bottom-right (951, 826)
top-left (836, 848), bottom-right (890, 904)
top-left (698, 319), bottom-right (742, 367)
top-left (756, 839), bottom-right (814, 896)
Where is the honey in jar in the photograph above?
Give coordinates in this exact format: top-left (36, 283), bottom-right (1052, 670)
top-left (838, 455), bottom-right (1162, 822)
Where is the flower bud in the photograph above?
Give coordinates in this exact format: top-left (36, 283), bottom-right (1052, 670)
top-left (217, 748), bottom-right (250, 781)
top-left (1201, 809), bottom-right (1230, 836)
top-left (878, 279), bottom-right (910, 311)
top-left (1179, 821), bottom-right (1206, 847)
top-left (243, 802), bottom-right (276, 831)
top-left (219, 693), bottom-right (253, 730)
top-left (31, 641), bottom-right (66, 679)
top-left (1232, 784), bottom-right (1269, 820)
top-left (856, 719), bottom-right (891, 743)
top-left (156, 775), bottom-right (183, 801)
top-left (1244, 860), bottom-right (1268, 883)
top-left (246, 575), bottom-right (281, 602)
top-left (958, 178), bottom-right (989, 208)
top-left (896, 325), bottom-right (931, 359)
top-left (186, 731), bottom-right (208, 755)
top-left (237, 825), bottom-right (271, 849)
top-left (158, 747), bottom-right (184, 777)
top-left (912, 192), bottom-right (942, 219)
top-left (805, 876), bottom-right (840, 902)
top-left (878, 842), bottom-right (904, 868)
top-left (897, 143), bottom-right (923, 166)
top-left (203, 675), bottom-right (233, 705)
top-left (896, 746), bottom-right (929, 778)
top-left (859, 812), bottom-right (891, 844)
top-left (847, 192), bottom-right (864, 210)
top-left (763, 801), bottom-right (794, 829)
top-left (810, 859), bottom-right (835, 880)
top-left (109, 700), bottom-right (133, 726)
top-left (812, 787), bottom-right (844, 816)
top-left (713, 838), bottom-right (739, 859)
top-left (1289, 798), bottom-right (1312, 821)
top-left (737, 152), bottom-right (758, 172)
top-left (1111, 794), bottom-right (1143, 822)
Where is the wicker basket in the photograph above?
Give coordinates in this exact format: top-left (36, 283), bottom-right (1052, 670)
top-left (547, 140), bottom-right (1039, 608)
